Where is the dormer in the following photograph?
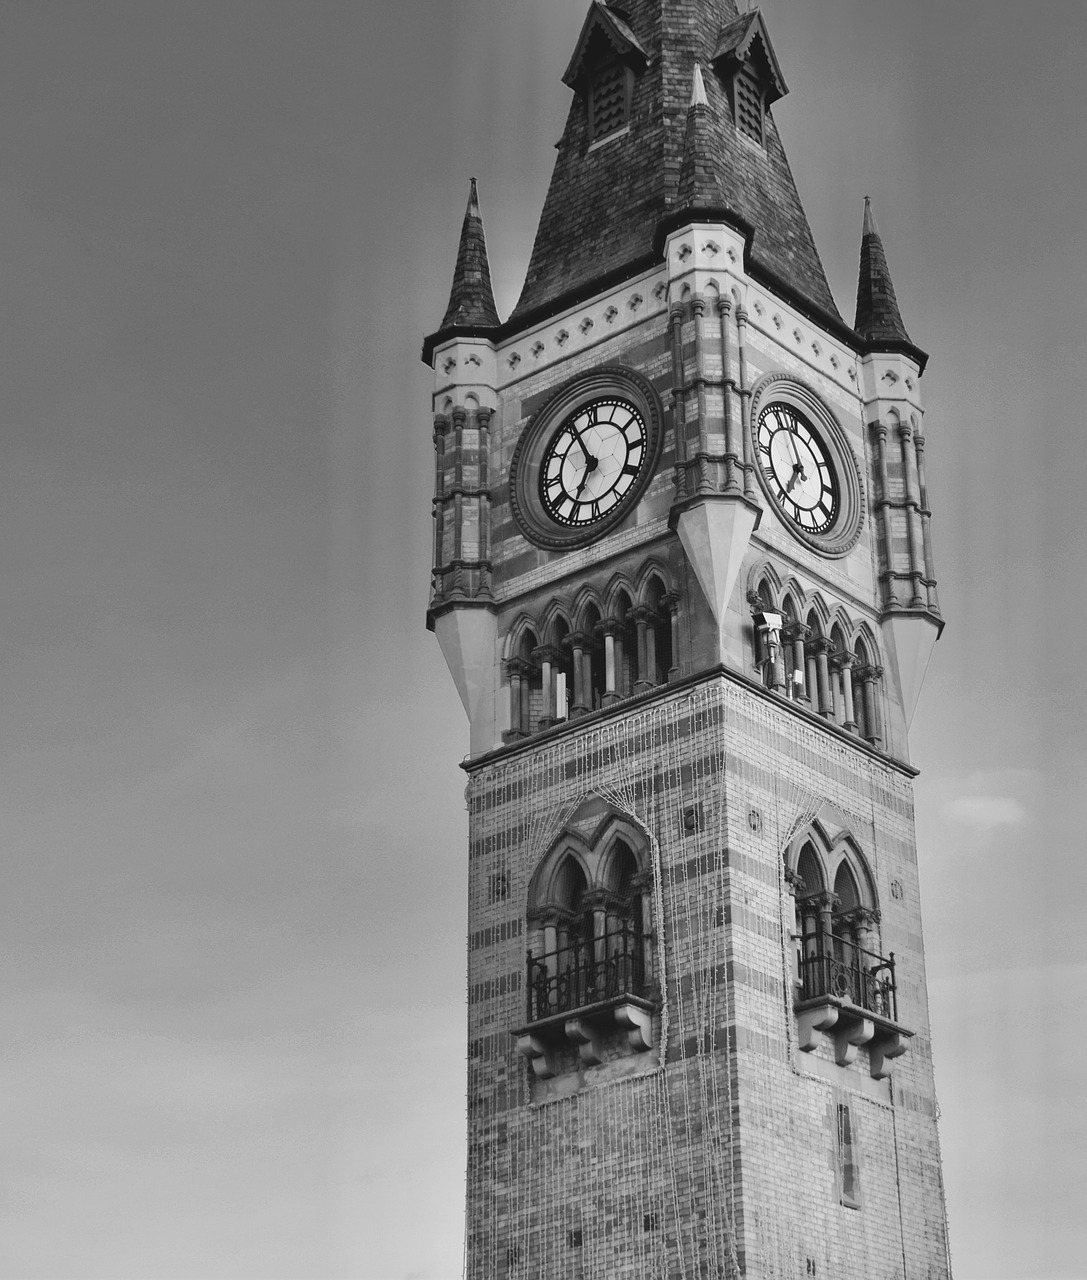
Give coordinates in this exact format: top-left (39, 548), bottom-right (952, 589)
top-left (562, 2), bottom-right (649, 145)
top-left (712, 10), bottom-right (788, 147)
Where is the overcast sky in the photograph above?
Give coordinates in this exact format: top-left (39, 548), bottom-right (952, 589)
top-left (1, 2), bottom-right (1084, 1278)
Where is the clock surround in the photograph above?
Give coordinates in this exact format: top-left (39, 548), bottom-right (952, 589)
top-left (748, 373), bottom-right (865, 557)
top-left (509, 365), bottom-right (664, 550)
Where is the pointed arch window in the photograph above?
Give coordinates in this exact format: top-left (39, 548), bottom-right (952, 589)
top-left (516, 816), bottom-right (656, 1080)
top-left (786, 822), bottom-right (911, 1078)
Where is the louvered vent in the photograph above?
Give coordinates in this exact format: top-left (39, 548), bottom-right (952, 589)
top-left (590, 61), bottom-right (629, 140)
top-left (734, 64), bottom-right (764, 144)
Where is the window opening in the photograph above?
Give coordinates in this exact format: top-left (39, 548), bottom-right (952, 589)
top-left (837, 1103), bottom-right (859, 1206)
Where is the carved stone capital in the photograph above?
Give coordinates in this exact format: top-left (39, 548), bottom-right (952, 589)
top-left (532, 644), bottom-right (564, 666)
top-left (565, 630), bottom-right (593, 652)
top-left (805, 635), bottom-right (832, 657)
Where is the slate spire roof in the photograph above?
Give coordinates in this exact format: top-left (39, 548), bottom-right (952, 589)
top-left (509, 0), bottom-right (839, 327)
top-left (439, 178), bottom-right (501, 332)
top-left (854, 196), bottom-right (911, 346)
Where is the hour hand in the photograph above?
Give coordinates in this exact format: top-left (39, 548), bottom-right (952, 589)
top-left (785, 461), bottom-right (806, 493)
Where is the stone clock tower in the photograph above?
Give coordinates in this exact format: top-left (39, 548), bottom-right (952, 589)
top-left (423, 4), bottom-right (950, 1277)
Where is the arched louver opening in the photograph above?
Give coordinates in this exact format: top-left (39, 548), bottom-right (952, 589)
top-left (829, 623), bottom-right (852, 727)
top-left (614, 590), bottom-right (635, 697)
top-left (582, 603), bottom-right (606, 712)
top-left (804, 610), bottom-right (832, 716)
top-left (520, 629), bottom-right (541, 733)
top-left (551, 618), bottom-right (573, 722)
top-left (645, 577), bottom-right (672, 686)
top-left (754, 579), bottom-right (777, 688)
top-left (852, 638), bottom-right (882, 745)
top-left (780, 594), bottom-right (803, 701)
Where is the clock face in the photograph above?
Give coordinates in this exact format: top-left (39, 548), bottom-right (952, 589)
top-left (756, 403), bottom-right (839, 534)
top-left (539, 398), bottom-right (647, 527)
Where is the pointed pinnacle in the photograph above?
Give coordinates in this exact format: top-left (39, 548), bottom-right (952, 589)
top-left (440, 177), bottom-right (501, 331)
top-left (677, 64), bottom-right (724, 210)
top-left (690, 62), bottom-right (708, 108)
top-left (854, 196), bottom-right (911, 345)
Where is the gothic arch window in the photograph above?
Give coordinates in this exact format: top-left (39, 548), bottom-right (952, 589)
top-left (851, 636), bottom-right (883, 746)
top-left (519, 814), bottom-right (655, 1077)
top-left (751, 576), bottom-right (778, 688)
top-left (829, 621), bottom-right (853, 728)
top-left (612, 588), bottom-right (635, 697)
top-left (787, 826), bottom-right (897, 1029)
top-left (644, 575), bottom-right (674, 686)
top-left (504, 626), bottom-right (541, 741)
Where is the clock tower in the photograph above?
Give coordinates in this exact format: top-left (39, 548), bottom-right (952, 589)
top-left (424, 4), bottom-right (950, 1277)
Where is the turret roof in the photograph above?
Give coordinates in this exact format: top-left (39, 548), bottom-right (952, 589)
top-left (853, 196), bottom-right (912, 346)
top-left (439, 178), bottom-right (501, 332)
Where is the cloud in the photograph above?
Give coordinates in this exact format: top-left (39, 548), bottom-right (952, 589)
top-left (944, 794), bottom-right (1027, 833)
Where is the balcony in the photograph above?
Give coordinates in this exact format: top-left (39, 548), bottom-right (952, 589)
top-left (514, 924), bottom-right (656, 1078)
top-left (795, 936), bottom-right (912, 1078)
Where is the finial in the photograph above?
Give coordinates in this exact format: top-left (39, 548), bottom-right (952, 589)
top-left (862, 194), bottom-right (877, 238)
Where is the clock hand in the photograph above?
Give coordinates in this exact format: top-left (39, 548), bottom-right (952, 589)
top-left (574, 454), bottom-right (599, 500)
top-left (785, 428), bottom-right (802, 468)
top-left (785, 461), bottom-right (806, 494)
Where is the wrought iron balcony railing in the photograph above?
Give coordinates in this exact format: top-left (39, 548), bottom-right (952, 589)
top-left (797, 937), bottom-right (898, 1024)
top-left (526, 924), bottom-right (648, 1023)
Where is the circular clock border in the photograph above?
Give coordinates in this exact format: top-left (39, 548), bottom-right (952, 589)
top-left (508, 365), bottom-right (665, 551)
top-left (749, 373), bottom-right (865, 557)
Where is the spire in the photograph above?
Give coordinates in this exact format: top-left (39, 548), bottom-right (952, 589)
top-left (854, 196), bottom-right (911, 345)
top-left (510, 1), bottom-right (839, 327)
top-left (439, 178), bottom-right (501, 331)
top-left (677, 64), bottom-right (725, 210)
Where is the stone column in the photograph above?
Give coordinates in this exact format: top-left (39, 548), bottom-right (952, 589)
top-left (782, 622), bottom-right (810, 702)
top-left (807, 637), bottom-right (833, 717)
top-left (567, 633), bottom-right (590, 717)
top-left (857, 664), bottom-right (884, 746)
top-left (631, 607), bottom-right (651, 692)
top-left (533, 645), bottom-right (562, 729)
top-left (833, 651), bottom-right (856, 731)
top-left (871, 420), bottom-right (898, 610)
top-left (504, 658), bottom-right (528, 739)
top-left (600, 622), bottom-right (621, 706)
top-left (717, 296), bottom-right (741, 493)
top-left (898, 419), bottom-right (926, 607)
top-left (735, 305), bottom-right (755, 497)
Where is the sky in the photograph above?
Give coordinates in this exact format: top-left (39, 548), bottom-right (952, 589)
top-left (0, 1), bottom-right (1085, 1278)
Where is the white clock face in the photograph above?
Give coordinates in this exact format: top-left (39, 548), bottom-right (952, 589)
top-left (539, 398), bottom-right (647, 527)
top-left (757, 404), bottom-right (839, 534)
